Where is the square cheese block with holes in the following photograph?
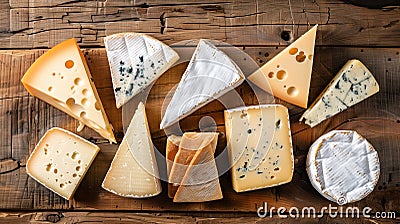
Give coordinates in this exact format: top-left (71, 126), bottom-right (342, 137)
top-left (300, 59), bottom-right (379, 127)
top-left (104, 33), bottom-right (179, 108)
top-left (26, 127), bottom-right (100, 200)
top-left (224, 104), bottom-right (294, 192)
top-left (21, 38), bottom-right (116, 143)
top-left (160, 39), bottom-right (245, 129)
top-left (248, 25), bottom-right (318, 108)
top-left (102, 102), bottom-right (162, 198)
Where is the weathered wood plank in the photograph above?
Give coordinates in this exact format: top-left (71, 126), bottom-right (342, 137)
top-left (0, 47), bottom-right (398, 212)
top-left (0, 211), bottom-right (398, 223)
top-left (0, 0), bottom-right (399, 48)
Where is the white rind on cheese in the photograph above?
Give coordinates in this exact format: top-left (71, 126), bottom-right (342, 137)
top-left (21, 38), bottom-right (116, 143)
top-left (102, 102), bottom-right (162, 198)
top-left (26, 127), bottom-right (100, 200)
top-left (104, 33), bottom-right (179, 108)
top-left (306, 130), bottom-right (380, 205)
top-left (160, 39), bottom-right (245, 129)
top-left (300, 59), bottom-right (380, 127)
top-left (224, 104), bottom-right (294, 192)
top-left (248, 25), bottom-right (318, 108)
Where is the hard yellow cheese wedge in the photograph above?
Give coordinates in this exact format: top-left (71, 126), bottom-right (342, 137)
top-left (248, 25), bottom-right (318, 108)
top-left (26, 127), bottom-right (100, 200)
top-left (102, 102), bottom-right (162, 197)
top-left (21, 38), bottom-right (116, 143)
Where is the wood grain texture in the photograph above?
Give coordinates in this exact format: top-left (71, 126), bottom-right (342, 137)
top-left (0, 0), bottom-right (399, 48)
top-left (0, 47), bottom-right (399, 213)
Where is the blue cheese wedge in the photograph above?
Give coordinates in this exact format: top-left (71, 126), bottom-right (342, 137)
top-left (104, 33), bottom-right (179, 108)
top-left (307, 130), bottom-right (380, 205)
top-left (300, 59), bottom-right (379, 127)
top-left (224, 104), bottom-right (294, 192)
top-left (160, 39), bottom-right (245, 129)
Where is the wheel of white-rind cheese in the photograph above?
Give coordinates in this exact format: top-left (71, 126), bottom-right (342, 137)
top-left (306, 130), bottom-right (380, 205)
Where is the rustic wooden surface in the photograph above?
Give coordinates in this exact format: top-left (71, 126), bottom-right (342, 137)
top-left (0, 0), bottom-right (399, 223)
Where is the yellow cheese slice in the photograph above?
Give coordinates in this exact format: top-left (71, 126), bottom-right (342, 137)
top-left (173, 143), bottom-right (223, 203)
top-left (248, 25), bottom-right (318, 108)
top-left (102, 102), bottom-right (162, 198)
top-left (166, 135), bottom-right (181, 198)
top-left (21, 38), bottom-right (116, 143)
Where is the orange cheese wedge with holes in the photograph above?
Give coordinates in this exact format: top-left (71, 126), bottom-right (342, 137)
top-left (21, 38), bottom-right (116, 143)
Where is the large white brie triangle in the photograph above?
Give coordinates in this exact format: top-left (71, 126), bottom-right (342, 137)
top-left (160, 39), bottom-right (245, 129)
top-left (104, 33), bottom-right (179, 108)
top-left (248, 25), bottom-right (318, 108)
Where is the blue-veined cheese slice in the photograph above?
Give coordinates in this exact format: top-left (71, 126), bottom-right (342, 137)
top-left (300, 59), bottom-right (379, 127)
top-left (104, 33), bottom-right (179, 108)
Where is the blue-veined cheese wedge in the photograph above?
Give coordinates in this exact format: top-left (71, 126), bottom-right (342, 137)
top-left (104, 33), bottom-right (179, 108)
top-left (300, 59), bottom-right (379, 127)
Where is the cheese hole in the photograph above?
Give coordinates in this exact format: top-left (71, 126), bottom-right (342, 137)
top-left (94, 101), bottom-right (101, 111)
top-left (46, 163), bottom-right (52, 172)
top-left (71, 151), bottom-right (79, 160)
top-left (48, 86), bottom-right (53, 92)
top-left (60, 183), bottom-right (65, 188)
top-left (275, 119), bottom-right (281, 129)
top-left (52, 72), bottom-right (56, 76)
top-left (60, 76), bottom-right (64, 79)
top-left (276, 65), bottom-right (280, 68)
top-left (70, 86), bottom-right (74, 90)
top-left (44, 148), bottom-right (48, 155)
top-left (73, 173), bottom-right (77, 178)
top-left (82, 89), bottom-right (88, 95)
top-left (66, 98), bottom-right (85, 114)
top-left (81, 98), bottom-right (88, 106)
top-left (76, 166), bottom-right (81, 171)
top-left (78, 160), bottom-right (81, 164)
top-left (270, 175), bottom-right (275, 179)
top-left (287, 86), bottom-right (298, 97)
top-left (267, 72), bottom-right (274, 78)
top-left (276, 70), bottom-right (287, 80)
top-left (74, 77), bottom-right (83, 86)
top-left (274, 167), bottom-right (280, 171)
top-left (65, 60), bottom-right (74, 69)
top-left (289, 48), bottom-right (298, 55)
top-left (53, 169), bottom-right (58, 174)
top-left (68, 181), bottom-right (72, 184)
top-left (80, 111), bottom-right (87, 118)
top-left (55, 179), bottom-right (58, 182)
top-left (308, 54), bottom-right (313, 60)
top-left (296, 51), bottom-right (306, 63)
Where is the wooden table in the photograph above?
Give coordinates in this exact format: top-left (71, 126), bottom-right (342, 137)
top-left (0, 0), bottom-right (399, 223)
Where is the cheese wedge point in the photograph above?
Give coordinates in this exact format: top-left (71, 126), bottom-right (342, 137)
top-left (104, 33), bottom-right (179, 108)
top-left (102, 102), bottom-right (162, 198)
top-left (300, 59), bottom-right (379, 127)
top-left (26, 127), bottom-right (100, 200)
top-left (248, 25), bottom-right (318, 108)
top-left (21, 38), bottom-right (116, 143)
top-left (224, 104), bottom-right (294, 192)
top-left (160, 39), bottom-right (245, 129)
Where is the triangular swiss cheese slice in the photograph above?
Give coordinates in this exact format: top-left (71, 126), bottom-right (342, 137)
top-left (248, 25), bottom-right (318, 108)
top-left (102, 102), bottom-right (162, 197)
top-left (160, 39), bottom-right (245, 129)
top-left (21, 38), bottom-right (116, 143)
top-left (300, 59), bottom-right (379, 127)
top-left (173, 134), bottom-right (222, 202)
top-left (104, 33), bottom-right (179, 108)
